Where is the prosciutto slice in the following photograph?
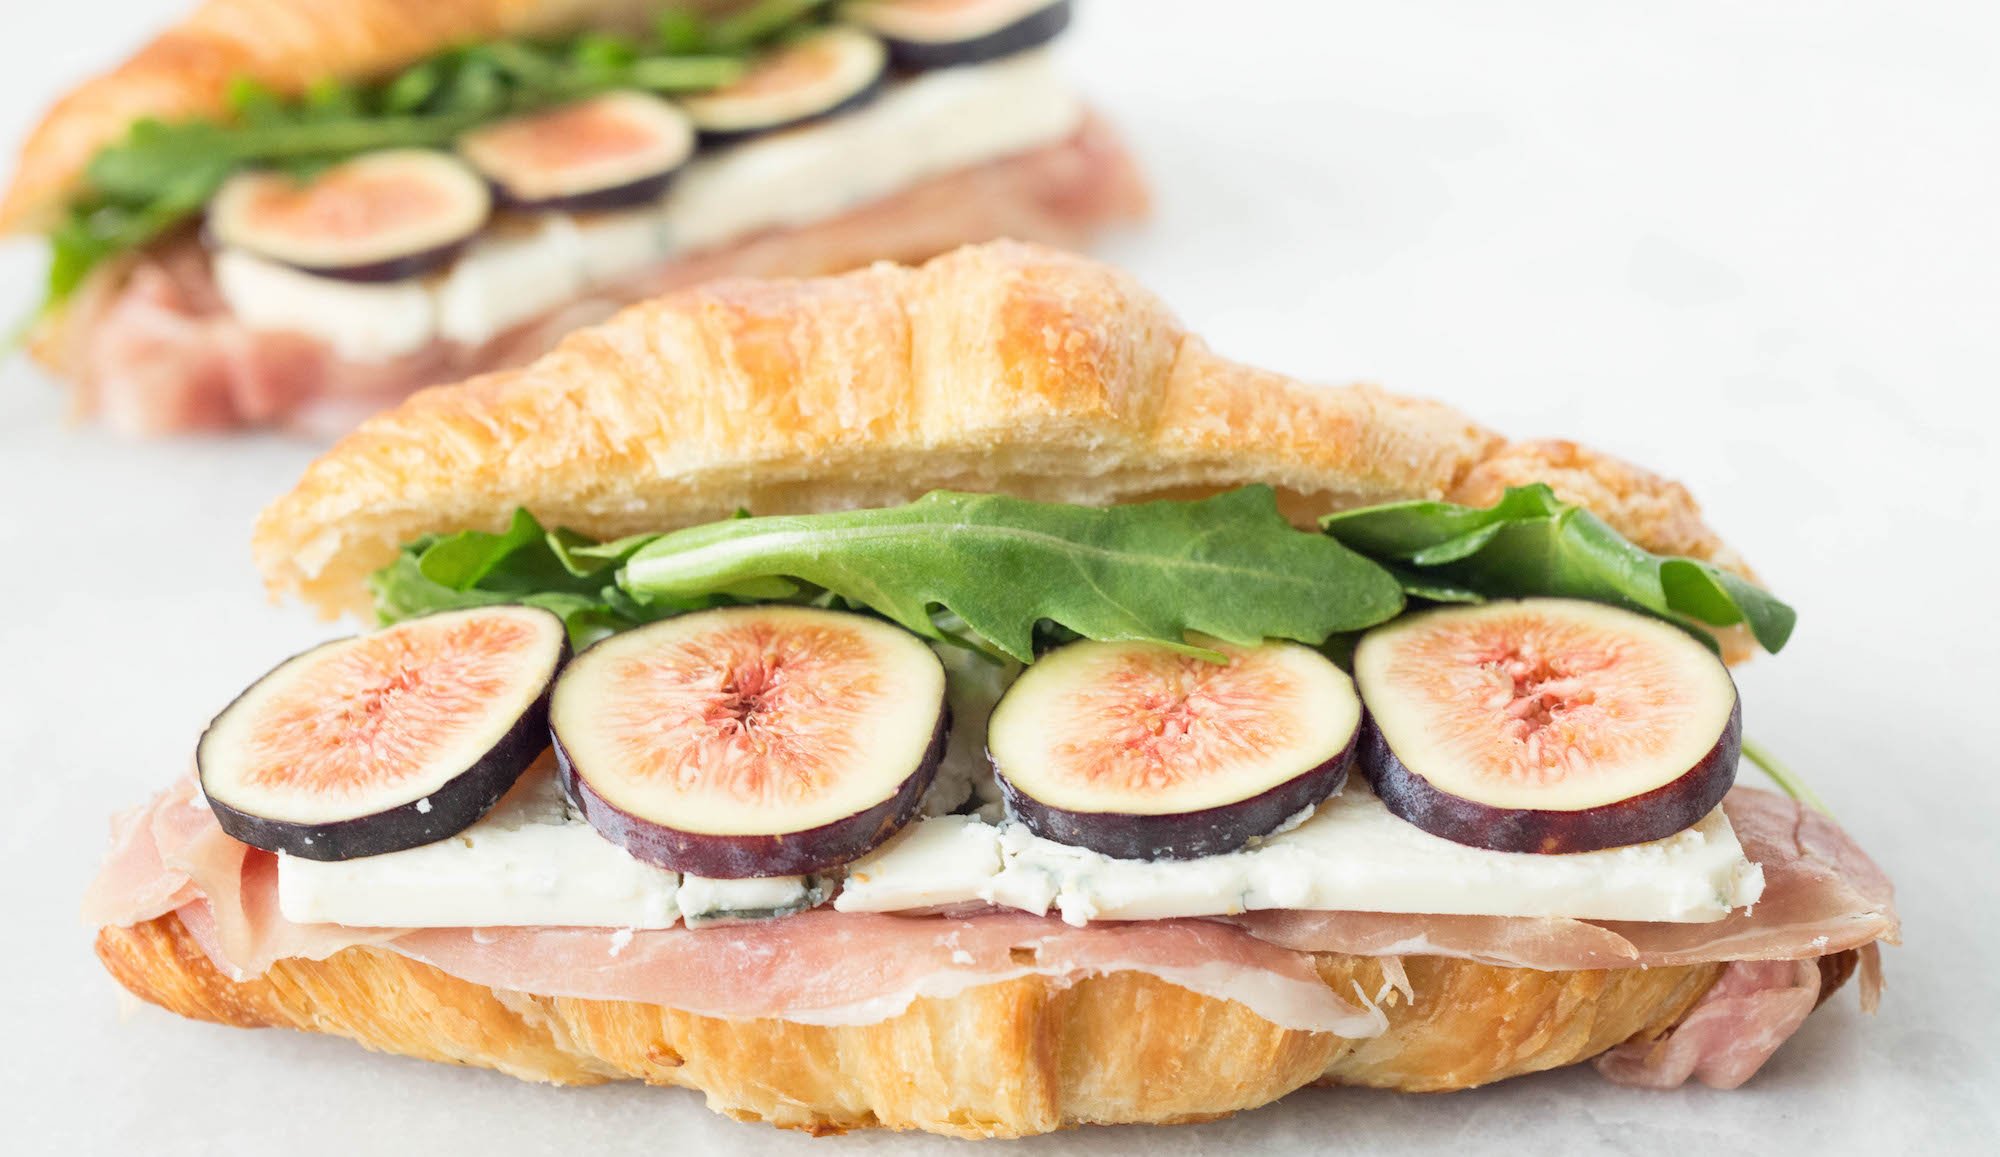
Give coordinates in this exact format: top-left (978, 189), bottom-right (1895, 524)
top-left (81, 777), bottom-right (400, 977)
top-left (1594, 958), bottom-right (1824, 1089)
top-left (51, 117), bottom-right (1145, 437)
top-left (1232, 787), bottom-right (1898, 970)
top-left (396, 914), bottom-right (1383, 1035)
top-left (84, 780), bottom-right (1893, 1072)
top-left (83, 781), bottom-right (1376, 1034)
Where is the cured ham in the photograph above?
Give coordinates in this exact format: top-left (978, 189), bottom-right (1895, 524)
top-left (1593, 958), bottom-right (1824, 1088)
top-left (80, 777), bottom-right (400, 978)
top-left (47, 119), bottom-right (1146, 437)
top-left (1231, 787), bottom-right (1898, 970)
top-left (83, 779), bottom-right (1375, 1033)
top-left (83, 778), bottom-right (1893, 1076)
top-left (397, 914), bottom-right (1384, 1035)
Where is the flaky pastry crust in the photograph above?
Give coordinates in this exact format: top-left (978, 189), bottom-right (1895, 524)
top-left (253, 241), bottom-right (1750, 619)
top-left (102, 913), bottom-right (1805, 1137)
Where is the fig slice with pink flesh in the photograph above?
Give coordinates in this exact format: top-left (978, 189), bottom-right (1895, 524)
top-left (987, 638), bottom-right (1362, 860)
top-left (206, 148), bottom-right (491, 281)
top-left (1354, 598), bottom-right (1740, 854)
top-left (842, 0), bottom-right (1071, 70)
top-left (679, 26), bottom-right (888, 144)
top-left (550, 605), bottom-right (947, 878)
top-left (457, 91), bottom-right (697, 212)
top-left (197, 605), bottom-right (569, 861)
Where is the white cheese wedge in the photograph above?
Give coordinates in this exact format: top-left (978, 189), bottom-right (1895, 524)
top-left (660, 48), bottom-right (1082, 252)
top-left (280, 776), bottom-right (1764, 929)
top-left (211, 249), bottom-right (437, 362)
top-left (676, 874), bottom-right (827, 927)
top-left (435, 217), bottom-right (587, 346)
top-left (276, 771), bottom-right (680, 929)
top-left (570, 207), bottom-right (672, 284)
top-left (840, 816), bottom-right (1005, 910)
top-left (837, 783), bottom-right (1767, 927)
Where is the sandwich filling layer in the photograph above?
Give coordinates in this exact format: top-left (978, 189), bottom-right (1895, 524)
top-left (84, 776), bottom-right (1895, 1041)
top-left (212, 50), bottom-right (1082, 359)
top-left (273, 709), bottom-right (1765, 931)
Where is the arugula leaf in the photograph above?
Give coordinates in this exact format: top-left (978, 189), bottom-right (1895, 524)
top-left (621, 487), bottom-right (1408, 662)
top-left (1740, 738), bottom-right (1833, 817)
top-left (708, 0), bottom-right (834, 51)
top-left (368, 511), bottom-right (696, 648)
top-left (366, 485), bottom-right (1798, 667)
top-left (1319, 484), bottom-right (1796, 653)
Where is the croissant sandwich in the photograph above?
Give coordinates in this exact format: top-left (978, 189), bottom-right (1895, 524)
top-left (1, 0), bottom-right (1143, 436)
top-left (86, 241), bottom-right (1898, 1139)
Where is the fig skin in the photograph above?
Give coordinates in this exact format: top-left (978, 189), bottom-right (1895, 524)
top-left (490, 171), bottom-right (680, 216)
top-left (460, 93), bottom-right (697, 214)
top-left (684, 28), bottom-right (890, 146)
top-left (996, 732), bottom-right (1357, 861)
top-left (555, 708), bottom-right (947, 879)
top-left (1360, 696), bottom-right (1742, 855)
top-left (198, 611), bottom-right (569, 862)
top-left (284, 240), bottom-right (475, 284)
top-left (205, 150), bottom-right (491, 283)
top-left (693, 77), bottom-right (884, 147)
top-left (865, 0), bottom-right (1073, 71)
top-left (201, 221), bottom-right (473, 283)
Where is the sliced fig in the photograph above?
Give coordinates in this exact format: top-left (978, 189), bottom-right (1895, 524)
top-left (550, 605), bottom-right (947, 878)
top-left (842, 0), bottom-right (1071, 69)
top-left (986, 638), bottom-right (1362, 860)
top-left (206, 149), bottom-right (491, 281)
top-left (1354, 598), bottom-right (1741, 854)
top-left (678, 26), bottom-right (888, 144)
top-left (197, 606), bottom-right (569, 861)
top-left (457, 92), bottom-right (697, 212)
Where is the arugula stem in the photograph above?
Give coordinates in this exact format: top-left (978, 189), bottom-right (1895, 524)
top-left (1739, 737), bottom-right (1833, 817)
top-left (627, 57), bottom-right (747, 90)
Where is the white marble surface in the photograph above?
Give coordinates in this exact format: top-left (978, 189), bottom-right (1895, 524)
top-left (1, 1), bottom-right (1996, 1152)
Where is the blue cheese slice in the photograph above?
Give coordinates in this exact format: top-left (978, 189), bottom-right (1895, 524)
top-left (275, 771), bottom-right (679, 929)
top-left (676, 874), bottom-right (829, 927)
top-left (837, 783), bottom-right (1766, 927)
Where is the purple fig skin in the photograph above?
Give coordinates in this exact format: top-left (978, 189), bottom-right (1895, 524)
top-left (995, 728), bottom-right (1358, 861)
top-left (878, 0), bottom-right (1072, 71)
top-left (202, 226), bottom-right (474, 284)
top-left (694, 75), bottom-right (885, 148)
top-left (490, 168), bottom-right (682, 215)
top-left (1361, 695), bottom-right (1742, 855)
top-left (556, 704), bottom-right (948, 879)
top-left (198, 608), bottom-right (569, 862)
top-left (242, 237), bottom-right (472, 284)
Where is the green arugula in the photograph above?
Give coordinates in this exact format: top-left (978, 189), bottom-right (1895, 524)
top-left (369, 484), bottom-right (1797, 661)
top-left (32, 0), bottom-right (833, 315)
top-left (1740, 738), bottom-right (1833, 816)
top-left (372, 489), bottom-right (1410, 658)
top-left (368, 509), bottom-right (703, 648)
top-left (1319, 484), bottom-right (1795, 653)
top-left (618, 488), bottom-right (1410, 662)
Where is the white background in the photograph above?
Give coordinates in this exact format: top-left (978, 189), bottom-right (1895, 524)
top-left (2, 1), bottom-right (1996, 1152)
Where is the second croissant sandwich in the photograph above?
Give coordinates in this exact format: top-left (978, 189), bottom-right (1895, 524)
top-left (86, 241), bottom-right (1897, 1139)
top-left (3, 0), bottom-right (1143, 435)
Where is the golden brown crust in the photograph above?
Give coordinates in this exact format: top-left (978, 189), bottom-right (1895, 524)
top-left (252, 240), bottom-right (1750, 618)
top-left (99, 913), bottom-right (1733, 1136)
top-left (1452, 439), bottom-right (1751, 578)
top-left (0, 1), bottom-right (677, 233)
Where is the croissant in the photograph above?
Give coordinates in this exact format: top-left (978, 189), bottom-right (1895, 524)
top-left (89, 241), bottom-right (1892, 1137)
